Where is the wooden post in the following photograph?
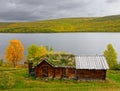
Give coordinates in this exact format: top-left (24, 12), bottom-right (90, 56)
top-left (75, 69), bottom-right (78, 80)
top-left (53, 68), bottom-right (55, 78)
top-left (28, 62), bottom-right (33, 75)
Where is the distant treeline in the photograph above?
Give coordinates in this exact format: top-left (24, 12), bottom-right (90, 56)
top-left (0, 15), bottom-right (120, 33)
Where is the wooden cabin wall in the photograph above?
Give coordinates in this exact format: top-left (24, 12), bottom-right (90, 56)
top-left (77, 69), bottom-right (106, 80)
top-left (34, 60), bottom-right (107, 80)
top-left (54, 68), bottom-right (62, 78)
top-left (36, 63), bottom-right (76, 79)
top-left (36, 61), bottom-right (54, 78)
top-left (54, 68), bottom-right (75, 78)
top-left (67, 68), bottom-right (75, 78)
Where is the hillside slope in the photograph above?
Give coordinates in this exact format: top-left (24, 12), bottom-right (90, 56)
top-left (0, 15), bottom-right (120, 33)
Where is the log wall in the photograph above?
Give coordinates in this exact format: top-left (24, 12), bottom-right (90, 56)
top-left (36, 61), bottom-right (54, 78)
top-left (77, 69), bottom-right (106, 80)
top-left (35, 60), bottom-right (107, 80)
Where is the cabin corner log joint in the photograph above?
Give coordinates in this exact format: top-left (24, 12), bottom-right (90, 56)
top-left (28, 55), bottom-right (109, 80)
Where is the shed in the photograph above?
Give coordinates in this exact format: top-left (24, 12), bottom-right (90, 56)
top-left (75, 55), bottom-right (109, 80)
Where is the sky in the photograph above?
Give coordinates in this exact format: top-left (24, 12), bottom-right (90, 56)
top-left (0, 0), bottom-right (120, 22)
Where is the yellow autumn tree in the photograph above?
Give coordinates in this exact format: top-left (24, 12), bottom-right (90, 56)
top-left (27, 45), bottom-right (48, 65)
top-left (5, 39), bottom-right (24, 67)
top-left (35, 45), bottom-right (48, 58)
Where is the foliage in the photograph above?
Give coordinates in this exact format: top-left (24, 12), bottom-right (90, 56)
top-left (0, 59), bottom-right (3, 66)
top-left (0, 15), bottom-right (120, 33)
top-left (27, 44), bottom-right (48, 65)
top-left (27, 45), bottom-right (75, 66)
top-left (46, 46), bottom-right (75, 66)
top-left (46, 46), bottom-right (54, 53)
top-left (112, 64), bottom-right (120, 70)
top-left (5, 39), bottom-right (24, 67)
top-left (1, 62), bottom-right (12, 67)
top-left (104, 44), bottom-right (117, 69)
top-left (0, 60), bottom-right (12, 67)
top-left (36, 45), bottom-right (48, 58)
top-left (0, 71), bottom-right (15, 89)
top-left (47, 52), bottom-right (75, 66)
top-left (27, 44), bottom-right (38, 60)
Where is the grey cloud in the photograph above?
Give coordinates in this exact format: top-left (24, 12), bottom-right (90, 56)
top-left (0, 11), bottom-right (36, 21)
top-left (0, 0), bottom-right (92, 21)
top-left (0, 0), bottom-right (119, 22)
top-left (106, 0), bottom-right (119, 3)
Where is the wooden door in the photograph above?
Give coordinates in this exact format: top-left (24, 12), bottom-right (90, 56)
top-left (42, 66), bottom-right (48, 77)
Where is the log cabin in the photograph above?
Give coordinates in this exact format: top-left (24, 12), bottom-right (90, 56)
top-left (28, 55), bottom-right (109, 80)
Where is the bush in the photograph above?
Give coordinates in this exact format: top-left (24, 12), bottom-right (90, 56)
top-left (2, 62), bottom-right (12, 67)
top-left (112, 64), bottom-right (120, 70)
top-left (0, 59), bottom-right (3, 66)
top-left (0, 72), bottom-right (15, 89)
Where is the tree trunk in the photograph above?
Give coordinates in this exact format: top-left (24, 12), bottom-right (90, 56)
top-left (13, 60), bottom-right (16, 67)
top-left (13, 62), bottom-right (16, 67)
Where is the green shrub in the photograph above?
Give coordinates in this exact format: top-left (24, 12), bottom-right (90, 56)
top-left (0, 72), bottom-right (15, 89)
top-left (113, 64), bottom-right (120, 70)
top-left (0, 59), bottom-right (3, 66)
top-left (2, 62), bottom-right (12, 67)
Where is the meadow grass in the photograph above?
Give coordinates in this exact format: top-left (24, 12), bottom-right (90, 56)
top-left (0, 15), bottom-right (120, 33)
top-left (0, 67), bottom-right (120, 91)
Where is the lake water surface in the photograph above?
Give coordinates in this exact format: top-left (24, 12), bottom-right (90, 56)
top-left (0, 33), bottom-right (120, 60)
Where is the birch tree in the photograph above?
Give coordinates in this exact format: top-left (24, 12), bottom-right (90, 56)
top-left (5, 39), bottom-right (24, 67)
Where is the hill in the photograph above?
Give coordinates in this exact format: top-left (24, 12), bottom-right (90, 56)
top-left (0, 15), bottom-right (120, 33)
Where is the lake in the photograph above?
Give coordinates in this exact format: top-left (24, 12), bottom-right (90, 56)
top-left (0, 33), bottom-right (120, 60)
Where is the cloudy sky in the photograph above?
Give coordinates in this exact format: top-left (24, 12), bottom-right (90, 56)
top-left (0, 0), bottom-right (120, 22)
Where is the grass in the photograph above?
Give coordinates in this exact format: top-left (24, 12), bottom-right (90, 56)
top-left (0, 15), bottom-right (120, 33)
top-left (0, 67), bottom-right (120, 91)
